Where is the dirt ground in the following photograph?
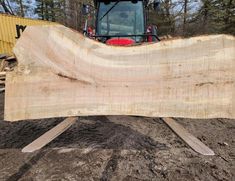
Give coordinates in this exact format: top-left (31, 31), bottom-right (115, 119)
top-left (0, 93), bottom-right (234, 181)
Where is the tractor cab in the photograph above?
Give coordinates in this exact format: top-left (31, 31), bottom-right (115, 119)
top-left (83, 0), bottom-right (160, 46)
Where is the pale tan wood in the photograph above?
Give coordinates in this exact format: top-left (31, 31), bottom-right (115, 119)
top-left (4, 25), bottom-right (235, 121)
top-left (163, 118), bottom-right (215, 155)
top-left (0, 71), bottom-right (6, 76)
top-left (0, 60), bottom-right (6, 71)
top-left (22, 117), bottom-right (77, 153)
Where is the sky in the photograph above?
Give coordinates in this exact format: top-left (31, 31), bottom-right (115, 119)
top-left (0, 0), bottom-right (37, 18)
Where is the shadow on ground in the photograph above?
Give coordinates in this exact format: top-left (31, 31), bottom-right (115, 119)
top-left (0, 116), bottom-right (167, 151)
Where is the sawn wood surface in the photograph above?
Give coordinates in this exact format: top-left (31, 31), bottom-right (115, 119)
top-left (4, 25), bottom-right (235, 121)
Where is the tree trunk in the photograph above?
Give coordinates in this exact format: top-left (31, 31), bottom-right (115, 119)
top-left (202, 0), bottom-right (209, 34)
top-left (19, 0), bottom-right (24, 17)
top-left (50, 0), bottom-right (55, 22)
top-left (41, 0), bottom-right (44, 20)
top-left (183, 0), bottom-right (188, 35)
top-left (45, 2), bottom-right (49, 20)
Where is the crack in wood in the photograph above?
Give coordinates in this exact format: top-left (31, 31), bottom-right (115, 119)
top-left (57, 73), bottom-right (92, 85)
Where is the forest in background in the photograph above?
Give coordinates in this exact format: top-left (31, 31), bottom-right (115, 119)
top-left (0, 0), bottom-right (234, 37)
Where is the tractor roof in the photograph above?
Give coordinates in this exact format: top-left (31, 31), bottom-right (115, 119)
top-left (93, 0), bottom-right (149, 7)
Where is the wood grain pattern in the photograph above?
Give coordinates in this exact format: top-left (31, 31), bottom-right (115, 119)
top-left (4, 25), bottom-right (235, 121)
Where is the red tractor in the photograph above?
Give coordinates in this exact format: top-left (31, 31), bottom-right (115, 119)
top-left (83, 0), bottom-right (161, 46)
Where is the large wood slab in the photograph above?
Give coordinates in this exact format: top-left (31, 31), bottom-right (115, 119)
top-left (4, 25), bottom-right (235, 121)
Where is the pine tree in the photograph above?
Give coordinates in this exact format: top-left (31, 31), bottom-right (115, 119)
top-left (18, 0), bottom-right (24, 17)
top-left (194, 0), bottom-right (235, 35)
top-left (211, 0), bottom-right (235, 35)
top-left (35, 0), bottom-right (57, 21)
top-left (148, 0), bottom-right (176, 36)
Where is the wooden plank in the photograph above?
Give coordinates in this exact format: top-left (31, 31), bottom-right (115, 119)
top-left (4, 25), bottom-right (235, 121)
top-left (163, 118), bottom-right (215, 155)
top-left (0, 59), bottom-right (6, 72)
top-left (22, 117), bottom-right (77, 153)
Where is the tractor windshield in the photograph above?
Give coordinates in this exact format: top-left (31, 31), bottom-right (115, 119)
top-left (97, 1), bottom-right (145, 42)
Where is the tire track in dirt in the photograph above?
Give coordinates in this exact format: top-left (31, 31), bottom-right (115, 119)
top-left (100, 149), bottom-right (120, 181)
top-left (6, 150), bottom-right (47, 181)
top-left (99, 116), bottom-right (168, 180)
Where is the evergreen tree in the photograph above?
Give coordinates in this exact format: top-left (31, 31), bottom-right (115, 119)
top-left (148, 0), bottom-right (176, 36)
top-left (195, 0), bottom-right (235, 35)
top-left (35, 0), bottom-right (57, 21)
top-left (1, 0), bottom-right (234, 35)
